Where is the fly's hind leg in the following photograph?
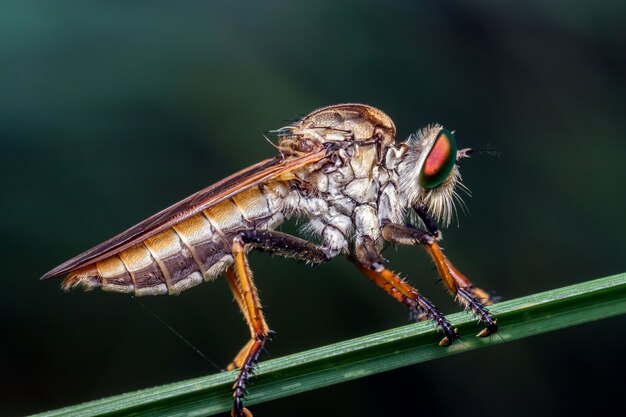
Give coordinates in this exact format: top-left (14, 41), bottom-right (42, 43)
top-left (226, 229), bottom-right (328, 417)
top-left (353, 236), bottom-right (458, 346)
top-left (229, 237), bottom-right (268, 417)
top-left (226, 229), bottom-right (329, 371)
top-left (225, 269), bottom-right (258, 372)
top-left (382, 222), bottom-right (497, 337)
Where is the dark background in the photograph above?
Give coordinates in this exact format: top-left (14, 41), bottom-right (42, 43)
top-left (2, 1), bottom-right (625, 416)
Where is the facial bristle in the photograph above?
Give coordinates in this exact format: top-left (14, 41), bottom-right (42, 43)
top-left (419, 166), bottom-right (464, 227)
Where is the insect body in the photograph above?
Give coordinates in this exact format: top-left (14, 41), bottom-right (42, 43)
top-left (42, 104), bottom-right (497, 417)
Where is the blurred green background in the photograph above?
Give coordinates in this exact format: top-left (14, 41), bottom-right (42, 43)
top-left (1, 1), bottom-right (625, 416)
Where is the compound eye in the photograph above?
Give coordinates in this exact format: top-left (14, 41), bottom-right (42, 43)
top-left (419, 128), bottom-right (457, 189)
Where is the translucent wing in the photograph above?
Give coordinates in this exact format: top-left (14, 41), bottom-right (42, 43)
top-left (41, 150), bottom-right (327, 280)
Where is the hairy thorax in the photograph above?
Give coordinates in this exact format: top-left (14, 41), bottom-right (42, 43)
top-left (278, 142), bottom-right (408, 258)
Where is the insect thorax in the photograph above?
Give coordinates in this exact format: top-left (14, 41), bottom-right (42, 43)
top-left (279, 142), bottom-right (408, 259)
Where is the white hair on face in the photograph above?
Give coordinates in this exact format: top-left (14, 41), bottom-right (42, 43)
top-left (397, 124), bottom-right (442, 207)
top-left (418, 165), bottom-right (464, 226)
top-left (397, 124), bottom-right (468, 227)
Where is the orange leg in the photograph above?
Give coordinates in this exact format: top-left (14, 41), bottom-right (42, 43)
top-left (225, 269), bottom-right (257, 371)
top-left (229, 236), bottom-right (270, 417)
top-left (414, 203), bottom-right (494, 304)
top-left (423, 241), bottom-right (497, 337)
top-left (443, 254), bottom-right (494, 306)
top-left (224, 229), bottom-right (328, 417)
top-left (356, 262), bottom-right (458, 345)
top-left (382, 223), bottom-right (497, 337)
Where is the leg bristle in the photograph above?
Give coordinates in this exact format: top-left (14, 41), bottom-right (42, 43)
top-left (456, 287), bottom-right (497, 336)
top-left (412, 295), bottom-right (459, 345)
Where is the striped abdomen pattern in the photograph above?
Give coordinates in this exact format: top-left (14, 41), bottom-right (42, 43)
top-left (64, 184), bottom-right (285, 296)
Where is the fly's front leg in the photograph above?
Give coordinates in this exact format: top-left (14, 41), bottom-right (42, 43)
top-left (382, 222), bottom-right (498, 337)
top-left (226, 229), bottom-right (328, 417)
top-left (353, 236), bottom-right (458, 346)
top-left (414, 205), bottom-right (495, 307)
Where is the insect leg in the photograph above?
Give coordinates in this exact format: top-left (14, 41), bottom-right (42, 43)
top-left (226, 230), bottom-right (328, 417)
top-left (414, 207), bottom-right (493, 305)
top-left (415, 203), bottom-right (440, 238)
top-left (235, 229), bottom-right (329, 265)
top-left (381, 223), bottom-right (497, 337)
top-left (225, 230), bottom-right (327, 371)
top-left (225, 268), bottom-right (257, 372)
top-left (353, 236), bottom-right (458, 346)
top-left (229, 236), bottom-right (270, 417)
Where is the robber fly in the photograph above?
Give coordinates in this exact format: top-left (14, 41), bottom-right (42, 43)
top-left (42, 104), bottom-right (497, 417)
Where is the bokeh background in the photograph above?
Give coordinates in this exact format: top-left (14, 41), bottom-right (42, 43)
top-left (2, 1), bottom-right (625, 416)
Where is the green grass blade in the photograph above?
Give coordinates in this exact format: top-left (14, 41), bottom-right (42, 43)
top-left (33, 273), bottom-right (626, 417)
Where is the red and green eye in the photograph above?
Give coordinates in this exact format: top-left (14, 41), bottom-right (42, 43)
top-left (419, 128), bottom-right (457, 189)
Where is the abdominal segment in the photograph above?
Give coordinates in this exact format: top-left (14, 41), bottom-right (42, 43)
top-left (62, 185), bottom-right (284, 296)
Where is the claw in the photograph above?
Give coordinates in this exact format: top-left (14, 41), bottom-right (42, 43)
top-left (476, 328), bottom-right (490, 338)
top-left (231, 407), bottom-right (253, 417)
top-left (476, 321), bottom-right (498, 338)
top-left (439, 327), bottom-right (459, 346)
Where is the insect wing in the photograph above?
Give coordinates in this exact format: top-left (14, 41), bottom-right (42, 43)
top-left (41, 150), bottom-right (327, 280)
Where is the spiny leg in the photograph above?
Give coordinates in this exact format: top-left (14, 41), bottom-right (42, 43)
top-left (415, 204), bottom-right (493, 305)
top-left (356, 263), bottom-right (458, 346)
top-left (225, 268), bottom-right (257, 371)
top-left (226, 229), bottom-right (328, 370)
top-left (229, 236), bottom-right (270, 417)
top-left (442, 256), bottom-right (494, 306)
top-left (235, 229), bottom-right (329, 264)
top-left (382, 222), bottom-right (497, 337)
top-left (426, 244), bottom-right (497, 337)
top-left (226, 229), bottom-right (328, 417)
top-left (353, 236), bottom-right (457, 346)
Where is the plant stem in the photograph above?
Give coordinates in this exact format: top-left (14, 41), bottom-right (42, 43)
top-left (33, 273), bottom-right (626, 417)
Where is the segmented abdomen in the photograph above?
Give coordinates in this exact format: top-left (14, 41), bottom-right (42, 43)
top-left (64, 184), bottom-right (285, 296)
